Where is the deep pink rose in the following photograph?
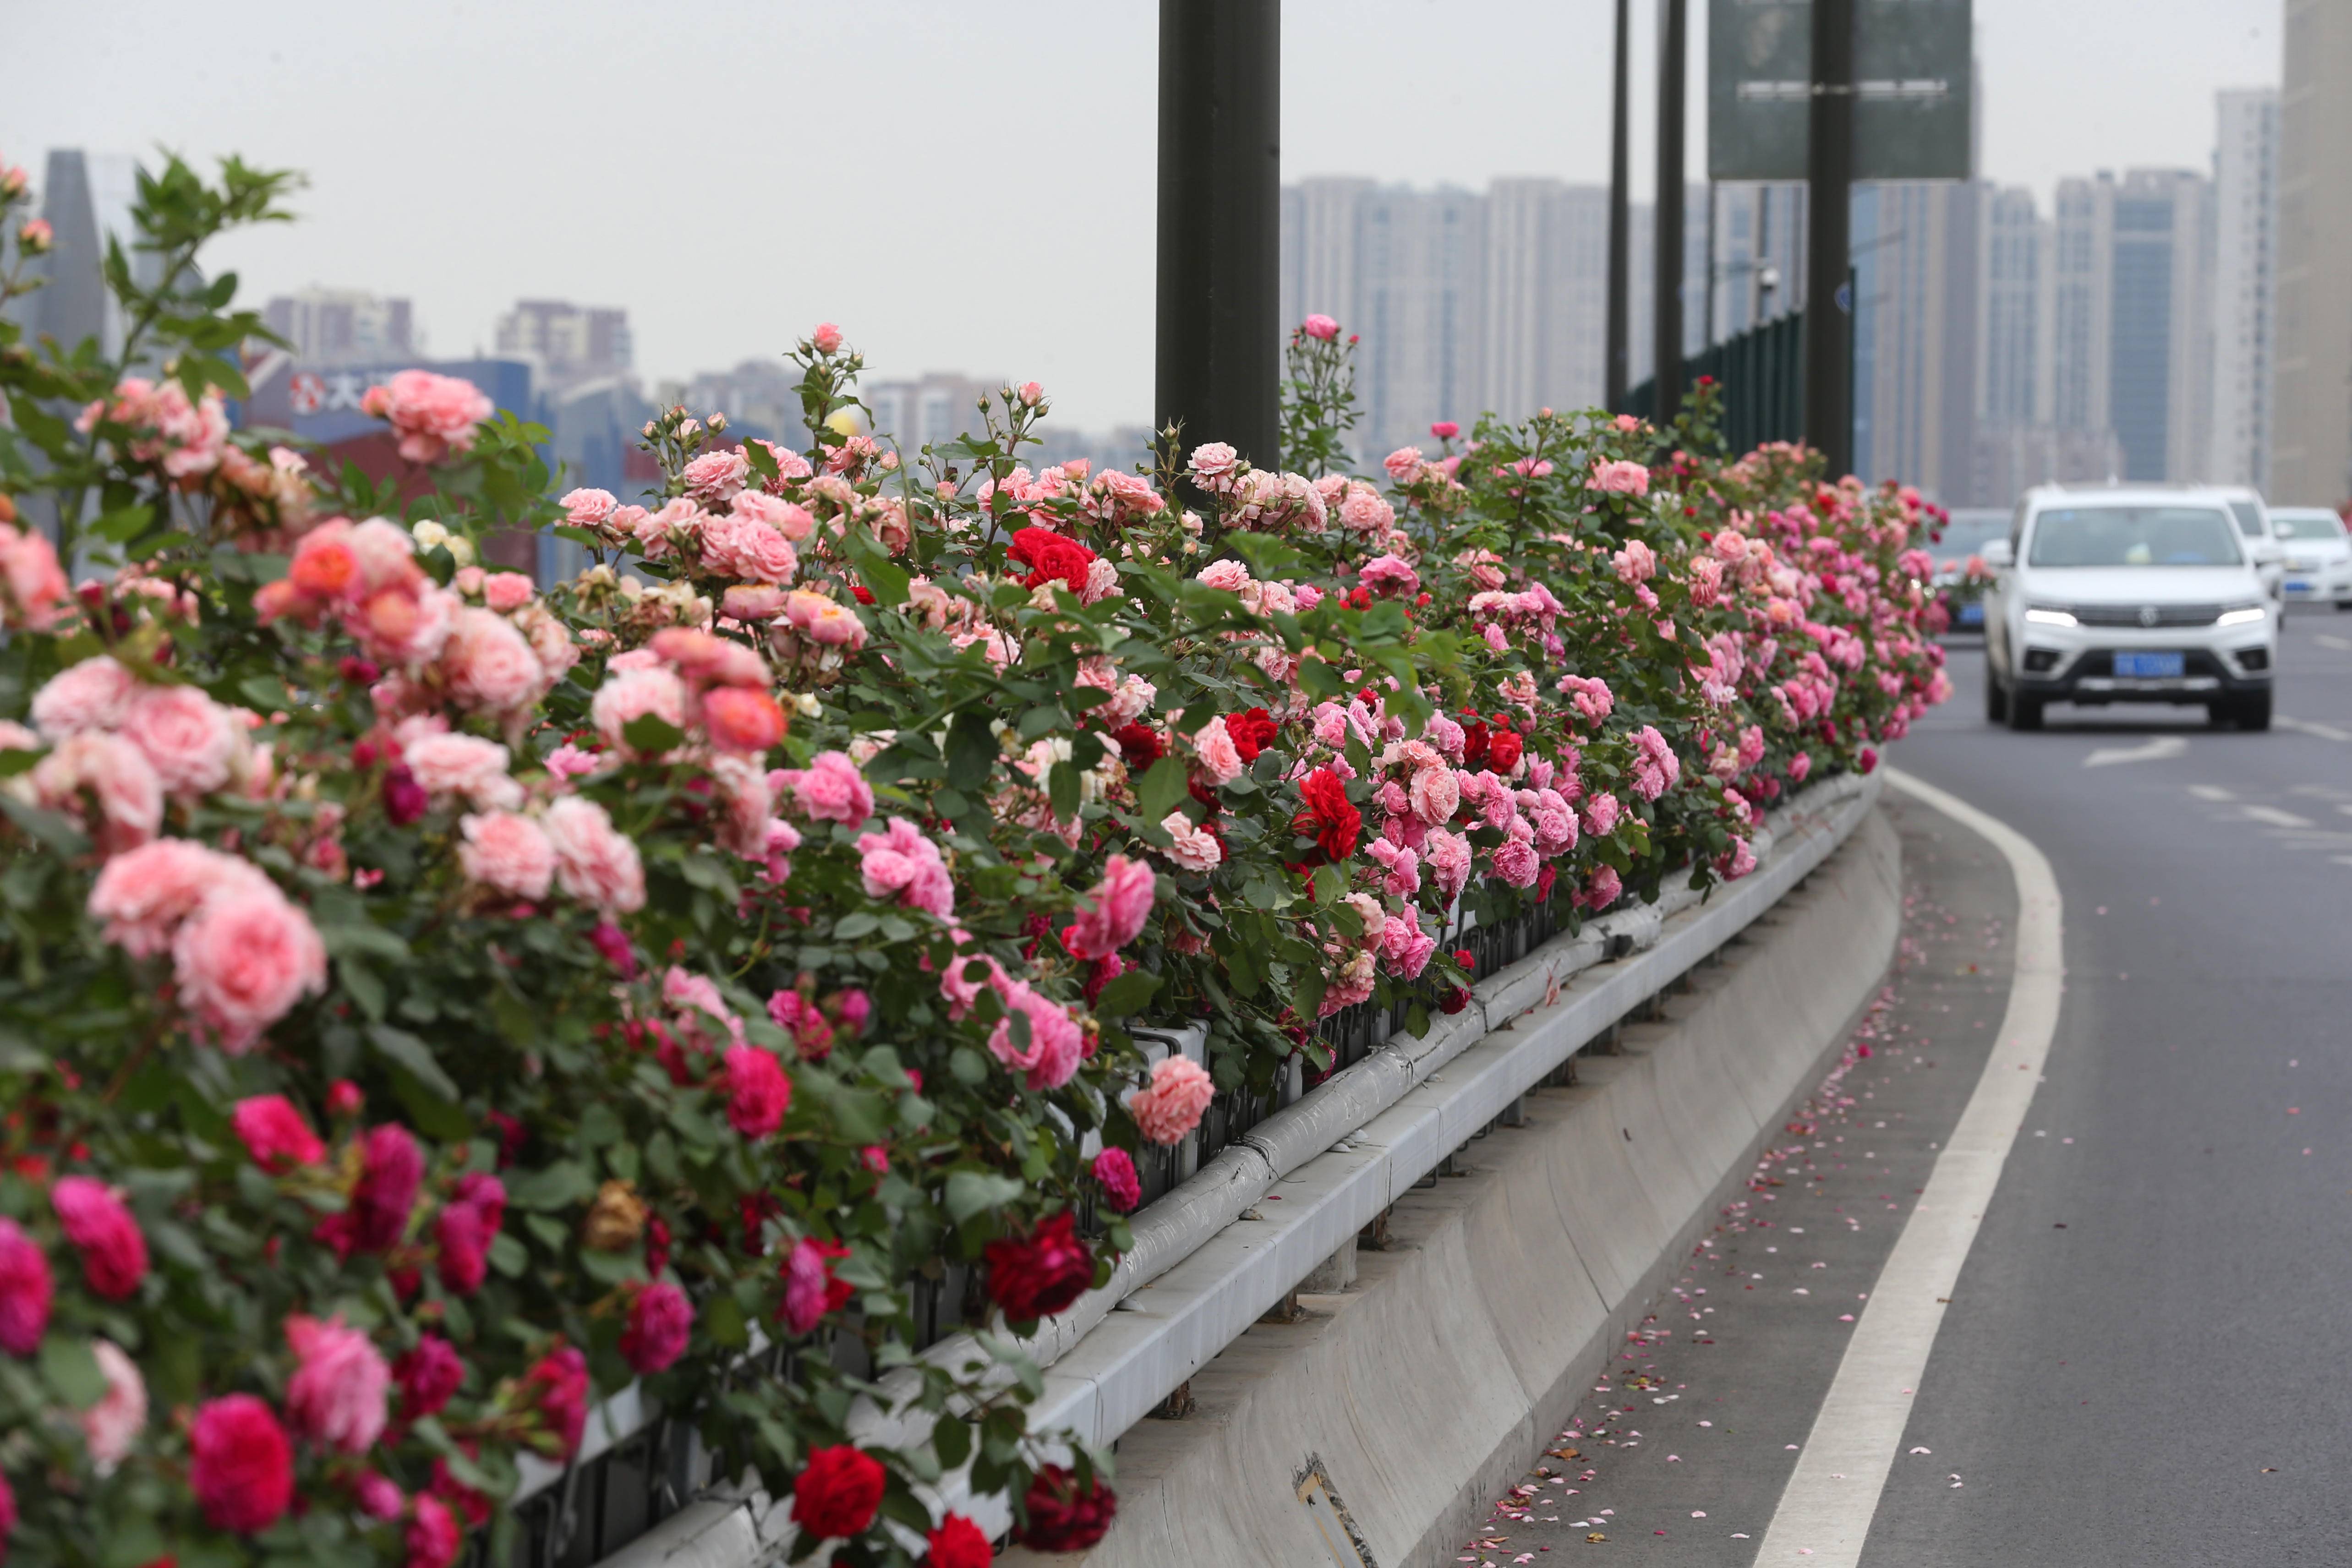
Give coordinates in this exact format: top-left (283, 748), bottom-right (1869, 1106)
top-left (405, 1494), bottom-right (463, 1568)
top-left (316, 1124), bottom-right (424, 1259)
top-left (51, 1177), bottom-right (146, 1300)
top-left (724, 1046), bottom-right (792, 1139)
top-left (522, 1345), bottom-right (589, 1460)
top-left (1092, 1147), bottom-right (1142, 1213)
top-left (394, 1334), bottom-right (465, 1420)
top-left (1060, 854), bottom-right (1156, 962)
top-left (232, 1094), bottom-right (327, 1173)
top-left (0, 1218), bottom-right (53, 1355)
top-left (777, 749), bottom-right (873, 827)
top-left (619, 1281), bottom-right (694, 1374)
top-left (190, 1394), bottom-right (294, 1534)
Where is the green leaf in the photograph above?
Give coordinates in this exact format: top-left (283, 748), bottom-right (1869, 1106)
top-left (944, 711), bottom-right (998, 791)
top-left (506, 1161), bottom-right (596, 1212)
top-left (946, 1170), bottom-right (1026, 1224)
top-left (553, 524), bottom-right (605, 550)
top-left (1137, 755), bottom-right (1191, 824)
top-left (1091, 968), bottom-right (1163, 1019)
top-left (1047, 760), bottom-right (1081, 823)
top-left (98, 1518), bottom-right (167, 1568)
top-left (238, 674), bottom-right (290, 712)
top-left (833, 912), bottom-right (881, 942)
top-left (932, 1414), bottom-right (973, 1470)
top-left (39, 1333), bottom-right (106, 1410)
top-left (0, 747), bottom-right (40, 778)
top-left (623, 713), bottom-right (686, 753)
top-left (367, 1024), bottom-right (459, 1101)
top-left (0, 794), bottom-right (90, 858)
top-left (488, 1232), bottom-right (528, 1278)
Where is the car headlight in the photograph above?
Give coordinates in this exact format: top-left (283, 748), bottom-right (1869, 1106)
top-left (2024, 606), bottom-right (2078, 627)
top-left (2216, 604), bottom-right (2267, 627)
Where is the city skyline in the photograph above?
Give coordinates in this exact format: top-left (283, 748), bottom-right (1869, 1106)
top-left (2, 0), bottom-right (2281, 432)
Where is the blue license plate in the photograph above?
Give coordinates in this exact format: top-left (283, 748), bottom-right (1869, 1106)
top-left (2286, 579), bottom-right (2314, 593)
top-left (1957, 601), bottom-right (1984, 627)
top-left (2114, 651), bottom-right (2185, 678)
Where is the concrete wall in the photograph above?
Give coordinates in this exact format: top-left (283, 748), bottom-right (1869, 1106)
top-left (1007, 806), bottom-right (1902, 1568)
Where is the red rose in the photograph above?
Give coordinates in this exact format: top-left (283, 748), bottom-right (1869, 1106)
top-left (522, 1345), bottom-right (589, 1460)
top-left (1459, 718), bottom-right (1491, 768)
top-left (1018, 1464), bottom-right (1118, 1552)
top-left (1225, 707), bottom-right (1278, 763)
top-left (50, 1177), bottom-right (147, 1300)
top-left (395, 1334), bottom-right (465, 1420)
top-left (1006, 526), bottom-right (1097, 594)
top-left (1486, 729), bottom-right (1524, 774)
top-left (1110, 721), bottom-right (1165, 772)
top-left (792, 1444), bottom-right (886, 1541)
top-left (926, 1512), bottom-right (994, 1568)
top-left (314, 1124), bottom-right (423, 1260)
top-left (984, 1211), bottom-right (1095, 1323)
top-left (1291, 768), bottom-right (1362, 862)
top-left (189, 1394), bottom-right (294, 1535)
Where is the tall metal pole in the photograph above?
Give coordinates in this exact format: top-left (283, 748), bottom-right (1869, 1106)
top-left (1804, 0), bottom-right (1855, 475)
top-left (1156, 0), bottom-right (1281, 472)
top-left (1605, 0), bottom-right (1631, 412)
top-left (1652, 0), bottom-right (1688, 423)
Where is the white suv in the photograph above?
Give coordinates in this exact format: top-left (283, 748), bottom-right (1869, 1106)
top-left (1982, 484), bottom-right (2278, 731)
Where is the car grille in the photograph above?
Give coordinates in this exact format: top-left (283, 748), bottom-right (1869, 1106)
top-left (2067, 602), bottom-right (2222, 628)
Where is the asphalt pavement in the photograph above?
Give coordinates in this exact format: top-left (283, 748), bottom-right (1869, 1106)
top-left (1456, 611), bottom-right (2352, 1566)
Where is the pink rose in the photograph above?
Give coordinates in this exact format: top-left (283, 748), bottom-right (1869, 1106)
top-left (441, 608), bottom-right (543, 714)
top-left (542, 797), bottom-right (645, 913)
top-left (0, 522), bottom-right (71, 630)
top-left (1194, 557), bottom-right (1253, 592)
top-left (171, 882), bottom-right (328, 1052)
top-left (1408, 763), bottom-right (1460, 826)
top-left (1789, 752), bottom-right (1812, 783)
top-left (1582, 791), bottom-right (1621, 835)
top-left (683, 448), bottom-right (750, 504)
top-left (1592, 458), bottom-right (1651, 496)
top-left (482, 572), bottom-right (535, 612)
top-left (458, 811), bottom-right (555, 901)
top-left (34, 732), bottom-right (164, 852)
top-left (52, 1177), bottom-right (147, 1300)
top-left (701, 513), bottom-right (799, 583)
top-left (32, 656), bottom-right (137, 738)
top-left (80, 1338), bottom-right (146, 1472)
top-left (1160, 811), bottom-right (1222, 872)
top-left (1582, 864), bottom-right (1624, 911)
top-left (735, 491), bottom-right (816, 541)
top-left (987, 978), bottom-right (1085, 1090)
top-left (1630, 724), bottom-right (1680, 802)
top-left (1187, 442), bottom-right (1240, 492)
top-left (1191, 716), bottom-right (1244, 785)
top-left (400, 731), bottom-right (520, 809)
top-left (284, 1313), bottom-right (390, 1454)
top-left (776, 749), bottom-right (873, 828)
top-left (360, 370), bottom-right (493, 464)
top-left (1378, 910), bottom-right (1438, 979)
top-left (116, 684), bottom-right (240, 795)
top-left (1301, 313), bottom-right (1340, 342)
top-left (1129, 1055), bottom-right (1213, 1145)
top-left (856, 818), bottom-right (954, 918)
top-left (1061, 855), bottom-right (1157, 961)
top-left (559, 487), bottom-right (618, 526)
top-left (1424, 828), bottom-right (1473, 903)
top-left (1612, 538), bottom-right (1657, 585)
top-left (592, 665), bottom-right (689, 754)
top-left (811, 322), bottom-right (844, 355)
top-left (88, 838), bottom-right (269, 958)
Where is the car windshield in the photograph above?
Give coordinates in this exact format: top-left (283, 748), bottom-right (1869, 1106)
top-left (1929, 512), bottom-right (2007, 563)
top-left (2227, 499), bottom-right (2267, 538)
top-left (2027, 507), bottom-right (2244, 568)
top-left (2271, 513), bottom-right (2347, 541)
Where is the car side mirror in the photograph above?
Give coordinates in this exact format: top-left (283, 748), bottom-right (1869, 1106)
top-left (1980, 539), bottom-right (2014, 568)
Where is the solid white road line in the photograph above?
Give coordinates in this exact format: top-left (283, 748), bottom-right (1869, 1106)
top-left (2278, 716), bottom-right (2352, 742)
top-left (2080, 735), bottom-right (2187, 768)
top-left (1754, 768), bottom-right (2063, 1566)
top-left (2241, 804), bottom-right (2315, 828)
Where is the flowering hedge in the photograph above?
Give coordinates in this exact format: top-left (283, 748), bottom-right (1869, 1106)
top-left (0, 158), bottom-right (1947, 1568)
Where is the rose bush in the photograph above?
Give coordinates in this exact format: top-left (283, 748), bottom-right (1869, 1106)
top-left (0, 154), bottom-right (1945, 1565)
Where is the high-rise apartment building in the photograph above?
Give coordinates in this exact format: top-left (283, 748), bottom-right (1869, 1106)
top-left (8, 150), bottom-right (154, 361)
top-left (494, 300), bottom-right (632, 390)
top-left (2108, 169), bottom-right (2214, 483)
top-left (1280, 177), bottom-right (1706, 459)
top-left (1851, 181), bottom-right (1980, 501)
top-left (263, 288), bottom-right (416, 365)
top-left (1977, 186), bottom-right (2048, 428)
top-left (2271, 0), bottom-right (2352, 508)
top-left (2209, 89), bottom-right (2280, 490)
top-left (866, 374), bottom-right (1001, 457)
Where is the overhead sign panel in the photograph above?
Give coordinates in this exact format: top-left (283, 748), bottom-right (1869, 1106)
top-left (1708, 0), bottom-right (1973, 181)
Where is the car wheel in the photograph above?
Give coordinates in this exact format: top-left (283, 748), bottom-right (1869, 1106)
top-left (2233, 690), bottom-right (2273, 732)
top-left (1985, 673), bottom-right (2010, 725)
top-left (2008, 693), bottom-right (2044, 732)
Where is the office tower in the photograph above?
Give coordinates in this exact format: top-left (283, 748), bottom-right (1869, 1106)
top-left (1481, 179), bottom-right (1611, 424)
top-left (494, 300), bottom-right (633, 391)
top-left (1851, 181), bottom-right (1980, 501)
top-left (2271, 0), bottom-right (2352, 507)
top-left (864, 373), bottom-right (1002, 458)
top-left (1977, 186), bottom-right (2048, 429)
top-left (2107, 169), bottom-right (2213, 483)
top-left (14, 150), bottom-right (152, 360)
top-left (2049, 174), bottom-right (2116, 449)
top-left (263, 289), bottom-right (416, 365)
top-left (2209, 89), bottom-right (2280, 491)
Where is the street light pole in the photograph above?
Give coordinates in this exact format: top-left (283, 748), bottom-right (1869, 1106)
top-left (1652, 0), bottom-right (1688, 422)
top-left (1803, 0), bottom-right (1855, 475)
top-left (1156, 0), bottom-right (1281, 472)
top-left (1605, 0), bottom-right (1631, 412)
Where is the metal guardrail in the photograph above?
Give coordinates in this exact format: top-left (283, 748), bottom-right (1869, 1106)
top-left (476, 771), bottom-right (1876, 1568)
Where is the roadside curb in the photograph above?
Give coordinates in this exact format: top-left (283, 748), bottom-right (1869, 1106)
top-left (1005, 804), bottom-right (1903, 1568)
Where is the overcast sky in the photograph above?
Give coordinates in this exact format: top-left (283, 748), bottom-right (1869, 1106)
top-left (5, 0), bottom-right (2281, 431)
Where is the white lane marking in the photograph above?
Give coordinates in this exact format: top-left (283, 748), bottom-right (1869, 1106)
top-left (2279, 716), bottom-right (2352, 741)
top-left (2081, 736), bottom-right (2187, 768)
top-left (2188, 785), bottom-right (2237, 801)
top-left (2315, 634), bottom-right (2352, 651)
top-left (2242, 804), bottom-right (2315, 828)
top-left (1757, 768), bottom-right (2063, 1567)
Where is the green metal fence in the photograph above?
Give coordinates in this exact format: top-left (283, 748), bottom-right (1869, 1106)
top-left (1623, 308), bottom-right (1805, 452)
